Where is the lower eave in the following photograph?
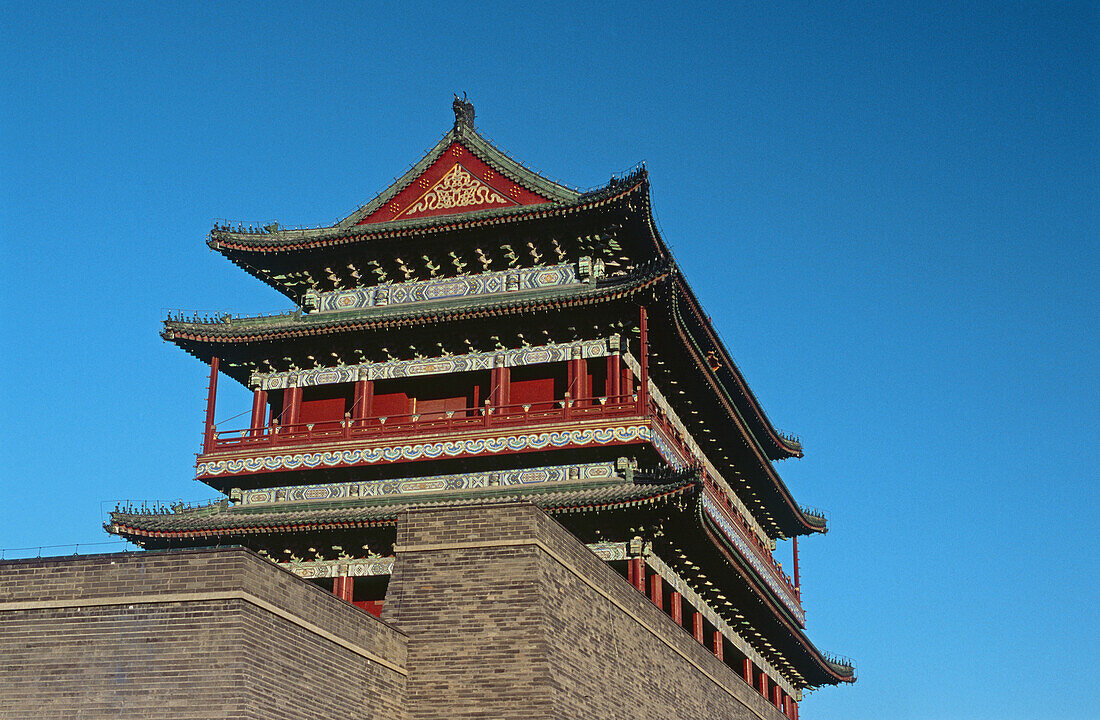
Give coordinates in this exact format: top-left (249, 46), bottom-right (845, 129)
top-left (693, 504), bottom-right (855, 687)
top-left (107, 480), bottom-right (695, 541)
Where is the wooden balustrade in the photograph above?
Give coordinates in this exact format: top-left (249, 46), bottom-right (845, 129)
top-left (209, 394), bottom-right (644, 451)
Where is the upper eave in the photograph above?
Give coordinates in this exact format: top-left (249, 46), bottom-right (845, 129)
top-left (668, 271), bottom-right (804, 459)
top-left (208, 169), bottom-right (646, 253)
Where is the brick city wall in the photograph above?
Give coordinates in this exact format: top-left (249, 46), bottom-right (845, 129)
top-left (385, 502), bottom-right (786, 720)
top-left (1, 503), bottom-right (789, 719)
top-left (0, 547), bottom-right (407, 720)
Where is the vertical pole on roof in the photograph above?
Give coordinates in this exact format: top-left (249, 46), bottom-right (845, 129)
top-left (203, 356), bottom-right (220, 453)
top-left (638, 305), bottom-right (650, 414)
top-left (792, 536), bottom-right (801, 597)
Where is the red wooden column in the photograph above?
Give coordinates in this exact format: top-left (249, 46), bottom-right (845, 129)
top-left (353, 378), bottom-right (373, 426)
top-left (202, 356), bottom-right (219, 453)
top-left (648, 574), bottom-right (663, 610)
top-left (691, 611), bottom-right (704, 643)
top-left (332, 575), bottom-right (354, 602)
top-left (284, 382), bottom-right (302, 428)
top-left (606, 336), bottom-right (621, 399)
top-left (491, 357), bottom-right (510, 408)
top-left (789, 699), bottom-right (799, 720)
top-left (670, 592), bottom-right (683, 626)
top-left (630, 558), bottom-right (646, 593)
top-left (773, 685), bottom-right (783, 710)
top-left (742, 659), bottom-right (754, 685)
top-left (758, 671), bottom-right (769, 697)
top-left (567, 349), bottom-right (586, 406)
top-left (711, 630), bottom-right (724, 660)
top-left (249, 387), bottom-right (267, 436)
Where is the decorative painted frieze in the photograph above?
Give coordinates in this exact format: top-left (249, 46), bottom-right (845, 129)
top-left (253, 336), bottom-right (615, 391)
top-left (643, 549), bottom-right (800, 699)
top-left (701, 494), bottom-right (805, 625)
top-left (587, 541), bottom-right (628, 561)
top-left (237, 461), bottom-right (622, 506)
top-left (648, 423), bottom-right (689, 469)
top-left (197, 424), bottom-right (651, 478)
top-left (302, 260), bottom-right (600, 316)
top-left (285, 556), bottom-right (395, 580)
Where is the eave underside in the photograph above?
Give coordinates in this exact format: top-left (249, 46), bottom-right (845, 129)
top-left (209, 175), bottom-right (656, 305)
top-left (560, 493), bottom-right (854, 688)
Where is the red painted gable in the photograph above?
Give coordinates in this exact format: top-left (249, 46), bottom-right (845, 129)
top-left (357, 142), bottom-right (551, 224)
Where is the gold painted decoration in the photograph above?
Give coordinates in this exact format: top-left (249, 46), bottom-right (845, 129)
top-left (401, 163), bottom-right (513, 217)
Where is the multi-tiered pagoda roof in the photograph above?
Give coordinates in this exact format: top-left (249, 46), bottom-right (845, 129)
top-left (110, 97), bottom-right (854, 703)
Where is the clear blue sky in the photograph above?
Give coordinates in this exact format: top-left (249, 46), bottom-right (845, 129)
top-left (1, 3), bottom-right (1095, 718)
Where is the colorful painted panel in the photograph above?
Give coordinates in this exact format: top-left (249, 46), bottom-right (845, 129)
top-left (285, 556), bottom-right (395, 579)
top-left (702, 494), bottom-right (805, 625)
top-left (239, 461), bottom-right (621, 506)
top-left (398, 163), bottom-right (514, 217)
top-left (255, 336), bottom-right (613, 391)
top-left (314, 262), bottom-right (580, 314)
top-left (357, 141), bottom-right (552, 224)
top-left (198, 424), bottom-right (651, 478)
top-left (587, 541), bottom-right (628, 561)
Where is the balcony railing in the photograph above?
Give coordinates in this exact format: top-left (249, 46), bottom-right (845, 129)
top-left (207, 394), bottom-right (644, 452)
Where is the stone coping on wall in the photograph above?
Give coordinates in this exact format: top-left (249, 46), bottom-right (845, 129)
top-left (0, 546), bottom-right (407, 676)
